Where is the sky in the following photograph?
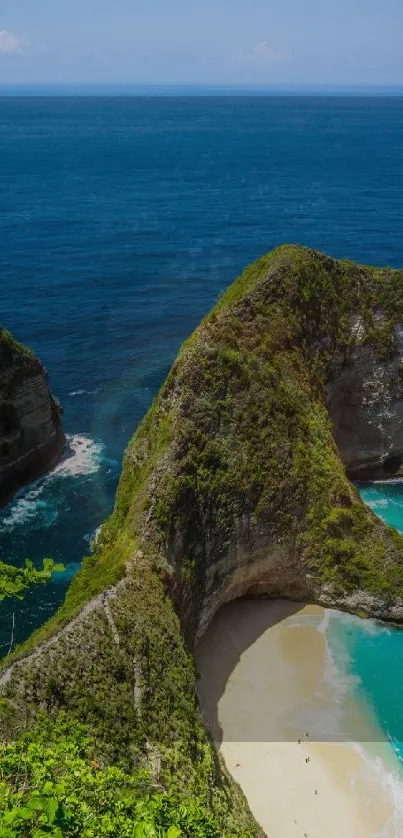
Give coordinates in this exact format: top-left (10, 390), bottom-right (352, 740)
top-left (1, 0), bottom-right (403, 87)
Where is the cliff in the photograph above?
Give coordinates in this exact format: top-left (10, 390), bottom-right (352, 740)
top-left (0, 327), bottom-right (64, 506)
top-left (2, 246), bottom-right (403, 834)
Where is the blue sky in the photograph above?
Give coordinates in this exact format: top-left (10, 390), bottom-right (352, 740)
top-left (1, 0), bottom-right (403, 86)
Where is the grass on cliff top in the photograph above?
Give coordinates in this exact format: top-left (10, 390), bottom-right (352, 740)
top-left (155, 245), bottom-right (403, 604)
top-left (2, 396), bottom-right (175, 662)
top-left (4, 243), bottom-right (403, 667)
top-left (0, 327), bottom-right (35, 362)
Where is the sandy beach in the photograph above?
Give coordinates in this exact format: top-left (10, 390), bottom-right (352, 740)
top-left (196, 599), bottom-right (400, 838)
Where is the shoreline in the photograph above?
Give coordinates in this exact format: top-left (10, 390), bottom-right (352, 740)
top-left (196, 599), bottom-right (401, 838)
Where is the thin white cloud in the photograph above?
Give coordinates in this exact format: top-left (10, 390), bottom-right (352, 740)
top-left (0, 30), bottom-right (29, 55)
top-left (238, 41), bottom-right (285, 66)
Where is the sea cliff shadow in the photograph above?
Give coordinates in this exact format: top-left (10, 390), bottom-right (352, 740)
top-left (195, 597), bottom-right (304, 745)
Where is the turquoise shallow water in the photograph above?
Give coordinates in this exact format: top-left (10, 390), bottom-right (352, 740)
top-left (325, 599), bottom-right (403, 749)
top-left (360, 483), bottom-right (403, 534)
top-left (316, 484), bottom-right (403, 833)
top-left (341, 485), bottom-right (403, 757)
top-left (339, 485), bottom-right (403, 755)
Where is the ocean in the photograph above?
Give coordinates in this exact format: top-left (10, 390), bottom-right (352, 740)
top-left (2, 95), bottom-right (403, 820)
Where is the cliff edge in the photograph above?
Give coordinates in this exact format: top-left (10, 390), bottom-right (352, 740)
top-left (0, 327), bottom-right (64, 506)
top-left (2, 246), bottom-right (403, 833)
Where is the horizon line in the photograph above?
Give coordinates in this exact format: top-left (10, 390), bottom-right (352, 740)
top-left (1, 82), bottom-right (403, 98)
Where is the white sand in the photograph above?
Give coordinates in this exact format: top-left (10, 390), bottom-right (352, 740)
top-left (196, 600), bottom-right (399, 838)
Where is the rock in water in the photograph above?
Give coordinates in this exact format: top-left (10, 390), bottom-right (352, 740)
top-left (0, 326), bottom-right (64, 506)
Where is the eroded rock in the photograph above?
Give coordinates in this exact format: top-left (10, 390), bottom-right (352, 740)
top-left (0, 327), bottom-right (64, 506)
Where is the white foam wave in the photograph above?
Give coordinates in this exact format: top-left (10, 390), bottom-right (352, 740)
top-left (367, 498), bottom-right (389, 509)
top-left (373, 478), bottom-right (403, 486)
top-left (317, 608), bottom-right (331, 635)
top-left (316, 612), bottom-right (403, 833)
top-left (93, 524), bottom-right (103, 543)
top-left (0, 434), bottom-right (104, 533)
top-left (333, 607), bottom-right (393, 638)
top-left (83, 524), bottom-right (102, 547)
top-left (319, 612), bottom-right (363, 739)
top-left (285, 608), bottom-right (361, 740)
top-left (52, 434), bottom-right (104, 478)
top-left (0, 491), bottom-right (58, 531)
top-left (69, 388), bottom-right (100, 397)
top-left (352, 741), bottom-right (403, 838)
top-left (288, 607), bottom-right (403, 830)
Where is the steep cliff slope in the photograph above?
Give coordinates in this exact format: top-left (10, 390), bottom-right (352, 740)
top-left (0, 327), bottom-right (64, 506)
top-left (2, 246), bottom-right (403, 833)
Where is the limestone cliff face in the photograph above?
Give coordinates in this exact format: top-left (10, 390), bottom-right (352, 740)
top-left (3, 247), bottom-right (403, 836)
top-left (328, 320), bottom-right (403, 480)
top-left (0, 327), bottom-right (64, 506)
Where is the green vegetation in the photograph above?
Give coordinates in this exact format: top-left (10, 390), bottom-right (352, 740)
top-left (0, 565), bottom-right (260, 835)
top-left (0, 559), bottom-right (64, 603)
top-left (140, 245), bottom-right (403, 603)
top-left (0, 718), bottom-right (221, 837)
top-left (3, 245), bottom-right (403, 835)
top-left (0, 329), bottom-right (34, 362)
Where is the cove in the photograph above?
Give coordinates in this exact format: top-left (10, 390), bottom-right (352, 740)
top-left (194, 481), bottom-right (403, 837)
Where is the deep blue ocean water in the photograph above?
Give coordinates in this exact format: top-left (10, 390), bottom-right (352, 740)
top-left (4, 97), bottom-right (403, 803)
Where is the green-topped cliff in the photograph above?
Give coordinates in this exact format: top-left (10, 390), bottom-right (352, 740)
top-left (3, 245), bottom-right (403, 835)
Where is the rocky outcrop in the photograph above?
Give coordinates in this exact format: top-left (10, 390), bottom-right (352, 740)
top-left (328, 319), bottom-right (403, 480)
top-left (0, 327), bottom-right (64, 506)
top-left (3, 246), bottom-right (403, 834)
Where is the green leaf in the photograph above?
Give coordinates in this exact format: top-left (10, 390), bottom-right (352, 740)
top-left (16, 808), bottom-right (33, 821)
top-left (133, 825), bottom-right (157, 838)
top-left (45, 798), bottom-right (59, 824)
top-left (0, 827), bottom-right (17, 838)
top-left (26, 797), bottom-right (47, 811)
top-left (1, 814), bottom-right (15, 827)
top-left (42, 782), bottom-right (54, 795)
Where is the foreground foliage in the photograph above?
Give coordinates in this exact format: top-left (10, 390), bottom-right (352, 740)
top-left (0, 720), bottom-right (221, 838)
top-left (0, 559), bottom-right (64, 603)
